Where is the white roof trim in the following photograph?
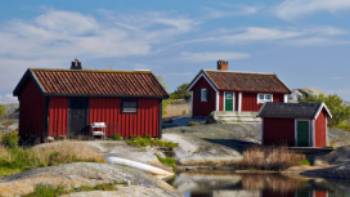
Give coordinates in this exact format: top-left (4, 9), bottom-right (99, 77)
top-left (187, 71), bottom-right (219, 93)
top-left (314, 102), bottom-right (333, 119)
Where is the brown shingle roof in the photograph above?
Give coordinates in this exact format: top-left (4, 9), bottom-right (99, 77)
top-left (204, 70), bottom-right (291, 94)
top-left (14, 68), bottom-right (168, 98)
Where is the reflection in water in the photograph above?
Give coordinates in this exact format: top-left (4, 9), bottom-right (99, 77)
top-left (173, 172), bottom-right (349, 197)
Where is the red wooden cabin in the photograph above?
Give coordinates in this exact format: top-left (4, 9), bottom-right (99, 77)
top-left (258, 103), bottom-right (332, 147)
top-left (188, 60), bottom-right (291, 117)
top-left (13, 60), bottom-right (168, 143)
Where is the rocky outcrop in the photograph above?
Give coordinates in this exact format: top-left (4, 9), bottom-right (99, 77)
top-left (315, 146), bottom-right (350, 165)
top-left (302, 162), bottom-right (350, 179)
top-left (0, 163), bottom-right (179, 197)
top-left (162, 133), bottom-right (243, 167)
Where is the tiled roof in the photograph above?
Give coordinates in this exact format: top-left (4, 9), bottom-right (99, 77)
top-left (204, 70), bottom-right (291, 94)
top-left (258, 103), bottom-right (332, 119)
top-left (14, 68), bottom-right (168, 98)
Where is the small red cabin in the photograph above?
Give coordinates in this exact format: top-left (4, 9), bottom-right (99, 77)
top-left (13, 62), bottom-right (168, 143)
top-left (188, 60), bottom-right (291, 117)
top-left (258, 103), bottom-right (332, 147)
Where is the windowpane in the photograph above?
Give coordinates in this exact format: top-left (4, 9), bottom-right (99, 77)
top-left (201, 89), bottom-right (208, 102)
top-left (265, 94), bottom-right (272, 100)
top-left (259, 94), bottom-right (265, 100)
top-left (122, 101), bottom-right (137, 113)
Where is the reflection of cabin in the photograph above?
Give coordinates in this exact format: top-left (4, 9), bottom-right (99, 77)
top-left (262, 190), bottom-right (329, 197)
top-left (258, 103), bottom-right (332, 147)
top-left (187, 60), bottom-right (291, 121)
top-left (13, 60), bottom-right (168, 143)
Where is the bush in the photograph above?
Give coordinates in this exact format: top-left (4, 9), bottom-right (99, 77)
top-left (169, 83), bottom-right (191, 101)
top-left (111, 133), bottom-right (122, 141)
top-left (156, 155), bottom-right (176, 168)
top-left (24, 184), bottom-right (65, 197)
top-left (300, 94), bottom-right (350, 128)
top-left (126, 137), bottom-right (178, 148)
top-left (1, 132), bottom-right (19, 148)
top-left (238, 147), bottom-right (307, 171)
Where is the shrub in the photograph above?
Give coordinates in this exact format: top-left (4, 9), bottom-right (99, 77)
top-left (23, 184), bottom-right (65, 197)
top-left (1, 132), bottom-right (19, 148)
top-left (238, 147), bottom-right (307, 171)
top-left (300, 94), bottom-right (350, 128)
top-left (111, 133), bottom-right (122, 141)
top-left (156, 155), bottom-right (176, 168)
top-left (126, 137), bottom-right (177, 148)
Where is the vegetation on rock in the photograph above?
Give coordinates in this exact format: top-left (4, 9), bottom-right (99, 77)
top-left (0, 133), bottom-right (105, 177)
top-left (23, 182), bottom-right (117, 197)
top-left (238, 147), bottom-right (308, 171)
top-left (126, 137), bottom-right (178, 148)
top-left (156, 154), bottom-right (177, 168)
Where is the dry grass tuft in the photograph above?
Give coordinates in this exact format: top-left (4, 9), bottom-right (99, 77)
top-left (238, 146), bottom-right (307, 171)
top-left (32, 141), bottom-right (105, 166)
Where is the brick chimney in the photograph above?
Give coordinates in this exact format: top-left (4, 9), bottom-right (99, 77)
top-left (217, 60), bottom-right (229, 71)
top-left (71, 58), bottom-right (82, 70)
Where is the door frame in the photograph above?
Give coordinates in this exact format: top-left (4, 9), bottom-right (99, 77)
top-left (68, 97), bottom-right (89, 137)
top-left (223, 91), bottom-right (235, 112)
top-left (295, 119), bottom-right (314, 147)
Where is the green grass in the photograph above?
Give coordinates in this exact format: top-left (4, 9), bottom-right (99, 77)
top-left (24, 182), bottom-right (118, 197)
top-left (156, 155), bottom-right (177, 168)
top-left (126, 137), bottom-right (178, 148)
top-left (110, 134), bottom-right (122, 141)
top-left (298, 159), bottom-right (311, 166)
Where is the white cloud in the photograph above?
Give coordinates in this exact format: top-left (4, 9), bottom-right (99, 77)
top-left (180, 51), bottom-right (250, 62)
top-left (187, 26), bottom-right (349, 47)
top-left (275, 0), bottom-right (350, 20)
top-left (0, 9), bottom-right (198, 96)
top-left (202, 5), bottom-right (260, 20)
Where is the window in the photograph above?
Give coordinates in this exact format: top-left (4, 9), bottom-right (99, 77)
top-left (122, 101), bottom-right (137, 113)
top-left (257, 93), bottom-right (273, 103)
top-left (200, 88), bottom-right (208, 102)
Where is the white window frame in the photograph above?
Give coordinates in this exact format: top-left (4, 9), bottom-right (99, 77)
top-left (257, 93), bottom-right (273, 104)
top-left (122, 101), bottom-right (137, 113)
top-left (200, 88), bottom-right (208, 102)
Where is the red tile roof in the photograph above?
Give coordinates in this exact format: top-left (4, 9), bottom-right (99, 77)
top-left (203, 70), bottom-right (290, 93)
top-left (14, 68), bottom-right (168, 98)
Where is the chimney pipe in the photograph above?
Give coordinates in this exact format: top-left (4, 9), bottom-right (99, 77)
top-left (71, 58), bottom-right (82, 70)
top-left (217, 60), bottom-right (229, 71)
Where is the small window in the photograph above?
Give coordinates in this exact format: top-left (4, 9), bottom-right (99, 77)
top-left (257, 93), bottom-right (273, 103)
top-left (122, 101), bottom-right (137, 113)
top-left (200, 88), bottom-right (208, 102)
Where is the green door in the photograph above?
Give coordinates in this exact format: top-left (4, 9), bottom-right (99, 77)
top-left (297, 121), bottom-right (310, 147)
top-left (225, 92), bottom-right (234, 112)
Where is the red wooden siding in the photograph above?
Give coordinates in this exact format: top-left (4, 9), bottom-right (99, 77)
top-left (242, 92), bottom-right (261, 112)
top-left (18, 80), bottom-right (46, 141)
top-left (191, 77), bottom-right (216, 117)
top-left (89, 98), bottom-right (161, 138)
top-left (263, 118), bottom-right (295, 146)
top-left (219, 91), bottom-right (224, 111)
top-left (274, 93), bottom-right (284, 103)
top-left (261, 190), bottom-right (294, 197)
top-left (315, 110), bottom-right (327, 147)
top-left (315, 191), bottom-right (327, 197)
top-left (48, 97), bottom-right (68, 137)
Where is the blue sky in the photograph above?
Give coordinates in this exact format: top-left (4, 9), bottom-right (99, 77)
top-left (1, 0), bottom-right (350, 103)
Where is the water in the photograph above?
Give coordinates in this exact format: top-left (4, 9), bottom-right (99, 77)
top-left (172, 172), bottom-right (350, 197)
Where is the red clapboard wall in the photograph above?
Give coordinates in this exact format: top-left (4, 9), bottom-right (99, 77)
top-left (263, 117), bottom-right (295, 146)
top-left (18, 80), bottom-right (46, 140)
top-left (48, 97), bottom-right (68, 137)
top-left (191, 77), bottom-right (216, 117)
top-left (315, 110), bottom-right (327, 147)
top-left (88, 98), bottom-right (161, 138)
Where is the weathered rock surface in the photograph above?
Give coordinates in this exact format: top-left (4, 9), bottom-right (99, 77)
top-left (0, 162), bottom-right (179, 197)
top-left (302, 162), bottom-right (350, 179)
top-left (315, 146), bottom-right (350, 165)
top-left (63, 185), bottom-right (176, 197)
top-left (162, 133), bottom-right (243, 166)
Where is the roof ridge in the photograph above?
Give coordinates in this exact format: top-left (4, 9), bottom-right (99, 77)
top-left (203, 69), bottom-right (276, 75)
top-left (29, 68), bottom-right (152, 73)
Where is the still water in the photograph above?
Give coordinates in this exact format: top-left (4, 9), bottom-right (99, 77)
top-left (172, 173), bottom-right (350, 197)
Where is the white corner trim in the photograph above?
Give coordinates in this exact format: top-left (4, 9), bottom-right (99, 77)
top-left (312, 119), bottom-right (316, 147)
top-left (284, 94), bottom-right (288, 103)
top-left (238, 92), bottom-right (242, 112)
top-left (216, 92), bottom-right (220, 111)
top-left (314, 103), bottom-right (333, 119)
top-left (187, 72), bottom-right (219, 93)
top-left (189, 91), bottom-right (193, 116)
